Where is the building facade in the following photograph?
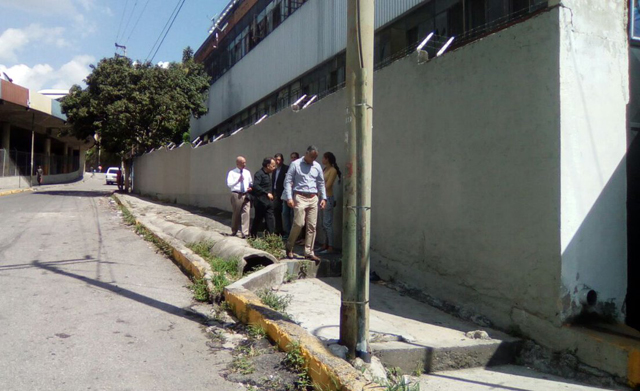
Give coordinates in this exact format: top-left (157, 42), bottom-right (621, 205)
top-left (134, 0), bottom-right (634, 379)
top-left (191, 0), bottom-right (548, 139)
top-left (0, 80), bottom-right (88, 188)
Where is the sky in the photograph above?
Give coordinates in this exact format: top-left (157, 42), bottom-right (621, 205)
top-left (0, 0), bottom-right (229, 92)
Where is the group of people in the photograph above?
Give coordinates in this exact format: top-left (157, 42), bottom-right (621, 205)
top-left (226, 145), bottom-right (341, 262)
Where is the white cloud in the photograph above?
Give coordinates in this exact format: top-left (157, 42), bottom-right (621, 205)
top-left (0, 0), bottom-right (79, 16)
top-left (0, 24), bottom-right (69, 63)
top-left (0, 0), bottom-right (105, 38)
top-left (0, 55), bottom-right (94, 91)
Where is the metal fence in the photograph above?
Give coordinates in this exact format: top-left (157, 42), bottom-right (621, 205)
top-left (0, 149), bottom-right (80, 177)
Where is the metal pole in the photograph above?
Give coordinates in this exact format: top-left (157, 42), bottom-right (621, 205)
top-left (30, 113), bottom-right (35, 187)
top-left (340, 0), bottom-right (374, 362)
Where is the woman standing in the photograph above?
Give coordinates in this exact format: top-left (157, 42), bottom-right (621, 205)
top-left (319, 152), bottom-right (341, 253)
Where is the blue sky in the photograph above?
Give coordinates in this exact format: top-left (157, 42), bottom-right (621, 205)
top-left (0, 0), bottom-right (229, 91)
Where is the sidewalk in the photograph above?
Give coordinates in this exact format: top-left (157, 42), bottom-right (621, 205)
top-left (117, 193), bottom-right (623, 390)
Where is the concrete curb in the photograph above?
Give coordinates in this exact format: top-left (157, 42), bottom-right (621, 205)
top-left (112, 193), bottom-right (380, 390)
top-left (224, 264), bottom-right (383, 391)
top-left (115, 194), bottom-right (279, 274)
top-left (112, 194), bottom-right (212, 281)
top-left (0, 188), bottom-right (33, 197)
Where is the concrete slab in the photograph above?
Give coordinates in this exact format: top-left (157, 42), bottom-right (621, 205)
top-left (276, 277), bottom-right (521, 372)
top-left (418, 365), bottom-right (615, 390)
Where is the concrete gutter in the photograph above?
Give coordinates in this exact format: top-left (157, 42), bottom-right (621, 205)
top-left (224, 264), bottom-right (382, 390)
top-left (113, 194), bottom-right (279, 274)
top-left (113, 193), bottom-right (375, 390)
top-left (0, 188), bottom-right (33, 197)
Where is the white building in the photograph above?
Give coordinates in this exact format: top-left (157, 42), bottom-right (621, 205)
top-left (135, 0), bottom-right (636, 383)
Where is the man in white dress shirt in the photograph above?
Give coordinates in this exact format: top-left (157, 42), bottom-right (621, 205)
top-left (227, 156), bottom-right (252, 238)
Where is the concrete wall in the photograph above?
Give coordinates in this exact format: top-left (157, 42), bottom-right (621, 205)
top-left (558, 0), bottom-right (629, 322)
top-left (41, 167), bottom-right (84, 185)
top-left (0, 175), bottom-right (31, 190)
top-left (135, 6), bottom-right (628, 334)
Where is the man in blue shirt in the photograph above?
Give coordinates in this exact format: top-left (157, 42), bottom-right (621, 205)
top-left (284, 146), bottom-right (327, 262)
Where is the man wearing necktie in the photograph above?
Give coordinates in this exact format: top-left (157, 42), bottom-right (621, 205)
top-left (227, 156), bottom-right (252, 238)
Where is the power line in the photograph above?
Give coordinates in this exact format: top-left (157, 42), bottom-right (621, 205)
top-left (120, 0), bottom-right (138, 44)
top-left (115, 0), bottom-right (130, 43)
top-left (146, 0), bottom-right (186, 63)
top-left (125, 0), bottom-right (151, 45)
top-left (145, 0), bottom-right (182, 62)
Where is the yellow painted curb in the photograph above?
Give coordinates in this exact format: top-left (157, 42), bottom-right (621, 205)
top-left (112, 194), bottom-right (210, 280)
top-left (0, 188), bottom-right (33, 197)
top-left (114, 193), bottom-right (381, 390)
top-left (225, 285), bottom-right (382, 391)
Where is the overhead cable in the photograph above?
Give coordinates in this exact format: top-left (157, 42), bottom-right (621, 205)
top-left (146, 0), bottom-right (186, 63)
top-left (115, 0), bottom-right (130, 43)
top-left (120, 0), bottom-right (138, 44)
top-left (125, 0), bottom-right (151, 45)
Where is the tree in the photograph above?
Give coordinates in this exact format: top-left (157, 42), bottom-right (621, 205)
top-left (61, 47), bottom-right (210, 190)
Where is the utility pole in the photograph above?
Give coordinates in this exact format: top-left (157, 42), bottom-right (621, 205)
top-left (340, 0), bottom-right (374, 361)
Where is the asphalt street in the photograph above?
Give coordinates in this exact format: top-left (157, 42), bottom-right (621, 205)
top-left (0, 176), bottom-right (242, 391)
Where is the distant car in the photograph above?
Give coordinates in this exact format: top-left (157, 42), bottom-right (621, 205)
top-left (105, 167), bottom-right (119, 185)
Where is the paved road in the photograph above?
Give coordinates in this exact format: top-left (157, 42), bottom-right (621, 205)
top-left (0, 177), bottom-right (242, 391)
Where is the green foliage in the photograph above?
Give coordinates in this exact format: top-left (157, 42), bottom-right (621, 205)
top-left (230, 355), bottom-right (255, 375)
top-left (283, 341), bottom-right (312, 389)
top-left (247, 324), bottom-right (267, 339)
top-left (284, 271), bottom-right (297, 283)
top-left (257, 289), bottom-right (292, 313)
top-left (114, 197), bottom-right (172, 256)
top-left (247, 232), bottom-right (285, 259)
top-left (61, 48), bottom-right (210, 158)
top-left (186, 240), bottom-right (239, 301)
top-left (189, 278), bottom-right (209, 302)
top-left (383, 367), bottom-right (420, 391)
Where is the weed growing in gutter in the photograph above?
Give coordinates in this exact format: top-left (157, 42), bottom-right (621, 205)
top-left (283, 341), bottom-right (312, 390)
top-left (113, 196), bottom-right (172, 257)
top-left (257, 289), bottom-right (292, 313)
top-left (187, 240), bottom-right (240, 302)
top-left (383, 367), bottom-right (420, 391)
top-left (247, 232), bottom-right (285, 259)
top-left (189, 278), bottom-right (209, 302)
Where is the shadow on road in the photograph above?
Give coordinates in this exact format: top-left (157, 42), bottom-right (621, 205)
top-left (32, 259), bottom-right (209, 325)
top-left (33, 190), bottom-right (113, 198)
top-left (0, 257), bottom-right (112, 271)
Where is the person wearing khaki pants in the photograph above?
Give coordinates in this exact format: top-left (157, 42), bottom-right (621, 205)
top-left (227, 156), bottom-right (252, 238)
top-left (283, 146), bottom-right (327, 262)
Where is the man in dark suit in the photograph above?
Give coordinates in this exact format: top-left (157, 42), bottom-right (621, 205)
top-left (272, 153), bottom-right (289, 235)
top-left (250, 157), bottom-right (277, 238)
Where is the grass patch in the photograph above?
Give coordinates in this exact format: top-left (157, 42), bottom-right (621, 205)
top-left (383, 367), bottom-right (420, 391)
top-left (283, 341), bottom-right (312, 390)
top-left (189, 278), bottom-right (210, 302)
top-left (230, 355), bottom-right (255, 375)
top-left (114, 197), bottom-right (172, 257)
top-left (186, 240), bottom-right (240, 302)
top-left (247, 232), bottom-right (285, 259)
top-left (247, 324), bottom-right (267, 339)
top-left (257, 289), bottom-right (292, 313)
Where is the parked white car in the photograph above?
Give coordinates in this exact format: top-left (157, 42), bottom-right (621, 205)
top-left (105, 167), bottom-right (119, 185)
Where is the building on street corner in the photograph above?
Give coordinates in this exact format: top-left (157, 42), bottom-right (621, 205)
top-left (0, 80), bottom-right (90, 188)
